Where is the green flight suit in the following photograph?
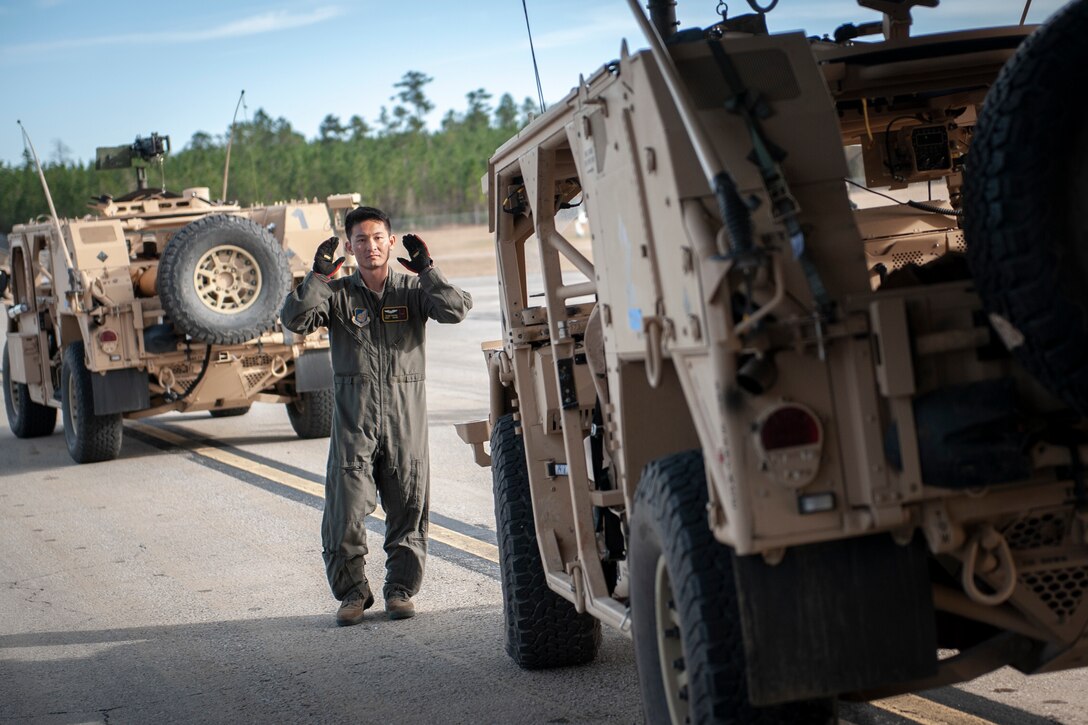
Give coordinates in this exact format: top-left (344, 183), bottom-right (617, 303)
top-left (280, 266), bottom-right (472, 600)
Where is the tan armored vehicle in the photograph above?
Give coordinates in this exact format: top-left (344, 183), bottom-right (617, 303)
top-left (457, 0), bottom-right (1088, 720)
top-left (3, 133), bottom-right (359, 463)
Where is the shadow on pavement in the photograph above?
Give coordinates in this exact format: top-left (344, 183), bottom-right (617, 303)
top-left (1, 606), bottom-right (641, 724)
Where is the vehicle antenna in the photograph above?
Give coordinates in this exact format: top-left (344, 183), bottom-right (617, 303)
top-left (222, 89), bottom-right (245, 202)
top-left (1019, 0), bottom-right (1033, 24)
top-left (16, 120), bottom-right (79, 294)
top-left (520, 0), bottom-right (547, 114)
top-left (240, 92), bottom-right (262, 203)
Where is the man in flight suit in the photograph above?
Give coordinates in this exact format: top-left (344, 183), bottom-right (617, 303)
top-left (280, 206), bottom-right (472, 624)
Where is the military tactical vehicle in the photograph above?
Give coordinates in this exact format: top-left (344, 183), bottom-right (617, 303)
top-left (3, 133), bottom-right (359, 463)
top-left (456, 0), bottom-right (1088, 720)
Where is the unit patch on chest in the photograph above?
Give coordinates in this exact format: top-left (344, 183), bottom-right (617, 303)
top-left (351, 307), bottom-right (371, 327)
top-left (382, 306), bottom-right (409, 323)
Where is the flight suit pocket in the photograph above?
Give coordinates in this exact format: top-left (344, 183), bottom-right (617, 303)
top-left (392, 322), bottom-right (423, 355)
top-left (340, 466), bottom-right (378, 523)
top-left (407, 458), bottom-right (428, 542)
top-left (386, 325), bottom-right (406, 350)
top-left (332, 374), bottom-right (370, 462)
top-left (323, 465), bottom-right (377, 557)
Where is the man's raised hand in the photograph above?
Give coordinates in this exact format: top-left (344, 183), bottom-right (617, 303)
top-left (313, 237), bottom-right (345, 278)
top-left (397, 234), bottom-right (434, 274)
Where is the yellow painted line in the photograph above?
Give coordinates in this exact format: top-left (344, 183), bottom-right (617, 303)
top-left (129, 421), bottom-right (327, 499)
top-left (423, 524), bottom-right (500, 563)
top-left (121, 422), bottom-right (1018, 725)
top-left (871, 694), bottom-right (997, 725)
top-left (129, 421), bottom-right (499, 564)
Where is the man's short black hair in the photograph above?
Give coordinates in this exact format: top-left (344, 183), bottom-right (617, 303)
top-left (345, 206), bottom-right (392, 237)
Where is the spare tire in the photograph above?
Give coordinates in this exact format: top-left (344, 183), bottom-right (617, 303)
top-left (158, 214), bottom-right (290, 345)
top-left (964, 0), bottom-right (1088, 414)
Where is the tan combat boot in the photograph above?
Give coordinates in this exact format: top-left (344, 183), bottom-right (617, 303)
top-left (385, 592), bottom-right (415, 620)
top-left (336, 586), bottom-right (375, 627)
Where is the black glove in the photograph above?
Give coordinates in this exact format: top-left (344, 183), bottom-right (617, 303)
top-left (313, 237), bottom-right (345, 278)
top-left (397, 234), bottom-right (433, 274)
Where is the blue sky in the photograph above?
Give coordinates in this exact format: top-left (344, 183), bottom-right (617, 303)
top-left (0, 0), bottom-right (1065, 166)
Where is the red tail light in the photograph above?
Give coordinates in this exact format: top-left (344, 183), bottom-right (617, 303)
top-left (97, 328), bottom-right (120, 355)
top-left (759, 405), bottom-right (821, 450)
top-left (754, 403), bottom-right (825, 492)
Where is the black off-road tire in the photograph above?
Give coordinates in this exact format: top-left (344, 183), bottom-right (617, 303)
top-left (964, 0), bottom-right (1088, 414)
top-left (286, 389), bottom-right (333, 439)
top-left (491, 414), bottom-right (601, 669)
top-left (629, 451), bottom-right (835, 724)
top-left (3, 341), bottom-right (57, 438)
top-left (61, 342), bottom-right (122, 464)
top-left (159, 214), bottom-right (291, 345)
top-left (209, 405), bottom-right (251, 418)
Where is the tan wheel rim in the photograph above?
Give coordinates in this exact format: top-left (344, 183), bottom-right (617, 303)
top-left (192, 245), bottom-right (262, 314)
top-left (655, 555), bottom-right (690, 725)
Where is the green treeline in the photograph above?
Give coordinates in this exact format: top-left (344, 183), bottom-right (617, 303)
top-left (0, 72), bottom-right (537, 233)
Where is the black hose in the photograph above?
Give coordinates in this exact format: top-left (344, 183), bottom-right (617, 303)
top-left (907, 200), bottom-right (963, 217)
top-left (844, 178), bottom-right (963, 217)
top-left (712, 172), bottom-right (754, 257)
top-left (178, 344), bottom-right (213, 401)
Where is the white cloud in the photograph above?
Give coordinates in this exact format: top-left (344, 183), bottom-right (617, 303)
top-left (429, 8), bottom-right (637, 69)
top-left (532, 12), bottom-right (637, 51)
top-left (1, 6), bottom-right (345, 58)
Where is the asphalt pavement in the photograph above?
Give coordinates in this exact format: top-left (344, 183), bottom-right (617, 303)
top-left (3, 275), bottom-right (1086, 725)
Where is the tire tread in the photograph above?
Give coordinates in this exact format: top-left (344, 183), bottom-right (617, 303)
top-left (158, 214), bottom-right (291, 345)
top-left (491, 414), bottom-right (601, 669)
top-left (3, 341), bottom-right (57, 438)
top-left (286, 389), bottom-right (333, 438)
top-left (631, 451), bottom-right (834, 724)
top-left (61, 342), bottom-right (122, 463)
top-left (964, 0), bottom-right (1088, 414)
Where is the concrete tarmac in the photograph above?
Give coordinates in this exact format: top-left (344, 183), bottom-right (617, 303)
top-left (1, 276), bottom-right (642, 724)
top-left (3, 276), bottom-right (1087, 725)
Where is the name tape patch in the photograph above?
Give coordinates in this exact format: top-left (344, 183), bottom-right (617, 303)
top-left (382, 306), bottom-right (409, 323)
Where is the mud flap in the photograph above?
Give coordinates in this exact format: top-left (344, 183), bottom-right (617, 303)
top-left (294, 350), bottom-right (333, 393)
top-left (733, 533), bottom-right (937, 705)
top-left (91, 367), bottom-right (150, 415)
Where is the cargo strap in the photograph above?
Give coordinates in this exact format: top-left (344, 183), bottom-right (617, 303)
top-left (705, 39), bottom-right (835, 320)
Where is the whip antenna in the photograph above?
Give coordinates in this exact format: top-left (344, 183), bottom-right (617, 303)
top-left (222, 89), bottom-right (245, 202)
top-left (241, 92), bottom-right (262, 203)
top-left (1019, 0), bottom-right (1033, 24)
top-left (521, 0), bottom-right (547, 114)
top-left (17, 121), bottom-right (62, 230)
top-left (17, 120), bottom-right (78, 296)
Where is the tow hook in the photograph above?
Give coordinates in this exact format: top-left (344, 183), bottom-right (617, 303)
top-left (961, 524), bottom-right (1016, 606)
